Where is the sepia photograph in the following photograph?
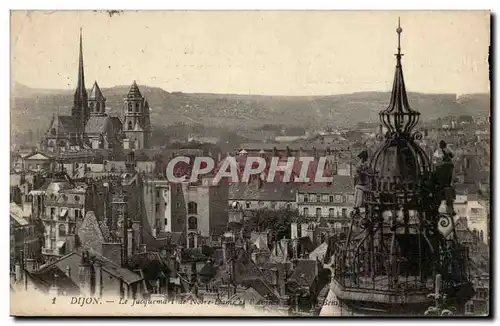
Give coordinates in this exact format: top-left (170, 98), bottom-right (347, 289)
top-left (9, 10), bottom-right (491, 317)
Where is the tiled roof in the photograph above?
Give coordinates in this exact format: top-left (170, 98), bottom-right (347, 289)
top-left (287, 259), bottom-right (319, 289)
top-left (91, 251), bottom-right (143, 284)
top-left (10, 203), bottom-right (29, 226)
top-left (309, 242), bottom-right (329, 262)
top-left (298, 175), bottom-right (355, 194)
top-left (58, 115), bottom-right (80, 134)
top-left (27, 265), bottom-right (80, 294)
top-left (85, 116), bottom-right (109, 134)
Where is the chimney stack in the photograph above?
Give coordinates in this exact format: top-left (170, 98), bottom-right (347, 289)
top-left (78, 251), bottom-right (92, 296)
top-left (127, 228), bottom-right (134, 260)
top-left (94, 262), bottom-right (102, 298)
top-left (15, 262), bottom-right (22, 283)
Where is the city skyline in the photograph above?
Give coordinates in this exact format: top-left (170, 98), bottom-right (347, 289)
top-left (11, 10), bottom-right (490, 96)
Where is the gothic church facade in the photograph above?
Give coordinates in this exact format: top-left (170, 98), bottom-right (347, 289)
top-left (43, 30), bottom-right (151, 153)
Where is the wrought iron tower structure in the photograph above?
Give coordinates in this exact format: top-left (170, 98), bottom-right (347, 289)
top-left (331, 20), bottom-right (473, 315)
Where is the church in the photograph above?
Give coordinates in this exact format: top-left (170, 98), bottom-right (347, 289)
top-left (42, 30), bottom-right (152, 153)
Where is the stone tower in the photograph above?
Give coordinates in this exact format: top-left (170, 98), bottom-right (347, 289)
top-left (123, 81), bottom-right (151, 149)
top-left (88, 81), bottom-right (106, 116)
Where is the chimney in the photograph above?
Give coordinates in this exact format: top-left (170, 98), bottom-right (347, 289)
top-left (15, 262), bottom-right (22, 283)
top-left (127, 229), bottom-right (134, 259)
top-left (280, 238), bottom-right (290, 261)
top-left (277, 267), bottom-right (286, 297)
top-left (94, 262), bottom-right (102, 298)
top-left (66, 234), bottom-right (76, 253)
top-left (79, 251), bottom-right (92, 296)
top-left (222, 240), bottom-right (234, 265)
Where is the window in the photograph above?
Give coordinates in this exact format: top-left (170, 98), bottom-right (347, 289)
top-left (74, 195), bottom-right (80, 202)
top-left (329, 208), bottom-right (335, 217)
top-left (164, 218), bottom-right (168, 226)
top-left (329, 196), bottom-right (334, 203)
top-left (155, 203), bottom-right (159, 212)
top-left (156, 190), bottom-right (160, 198)
top-left (316, 194), bottom-right (321, 202)
top-left (188, 216), bottom-right (198, 230)
top-left (246, 202), bottom-right (251, 209)
top-left (270, 201), bottom-right (276, 209)
top-left (51, 128), bottom-right (56, 135)
top-left (303, 207), bottom-right (309, 216)
top-left (58, 224), bottom-right (66, 236)
top-left (188, 202), bottom-right (198, 214)
top-left (128, 103), bottom-right (133, 112)
top-left (75, 209), bottom-right (82, 219)
top-left (96, 102), bottom-right (100, 111)
top-left (342, 208), bottom-right (347, 217)
top-left (304, 195), bottom-right (309, 203)
top-left (135, 102), bottom-right (140, 112)
top-left (316, 208), bottom-right (322, 218)
top-left (342, 196), bottom-right (346, 203)
top-left (188, 233), bottom-right (195, 248)
top-left (128, 121), bottom-right (133, 130)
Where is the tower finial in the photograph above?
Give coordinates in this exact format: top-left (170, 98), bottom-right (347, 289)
top-left (396, 17), bottom-right (403, 59)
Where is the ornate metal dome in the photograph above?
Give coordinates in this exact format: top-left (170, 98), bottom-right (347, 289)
top-left (331, 19), bottom-right (472, 314)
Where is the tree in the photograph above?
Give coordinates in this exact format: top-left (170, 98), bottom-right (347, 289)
top-left (248, 208), bottom-right (300, 242)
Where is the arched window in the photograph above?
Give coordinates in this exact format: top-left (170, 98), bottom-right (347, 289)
top-left (96, 102), bottom-right (100, 112)
top-left (58, 224), bottom-right (66, 236)
top-left (135, 102), bottom-right (140, 112)
top-left (329, 208), bottom-right (335, 217)
top-left (89, 102), bottom-right (94, 111)
top-left (128, 121), bottom-right (133, 130)
top-left (303, 207), bottom-right (309, 216)
top-left (188, 202), bottom-right (197, 214)
top-left (188, 216), bottom-right (197, 230)
top-left (128, 102), bottom-right (133, 112)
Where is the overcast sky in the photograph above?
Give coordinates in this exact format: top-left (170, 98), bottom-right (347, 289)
top-left (11, 10), bottom-right (490, 96)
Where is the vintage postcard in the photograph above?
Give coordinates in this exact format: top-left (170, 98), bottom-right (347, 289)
top-left (9, 10), bottom-right (491, 317)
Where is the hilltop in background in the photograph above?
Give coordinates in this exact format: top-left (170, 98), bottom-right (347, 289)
top-left (11, 82), bottom-right (489, 146)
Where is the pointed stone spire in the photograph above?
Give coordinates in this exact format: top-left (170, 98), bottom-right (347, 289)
top-left (72, 28), bottom-right (89, 122)
top-left (127, 80), bottom-right (143, 99)
top-left (89, 81), bottom-right (105, 101)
